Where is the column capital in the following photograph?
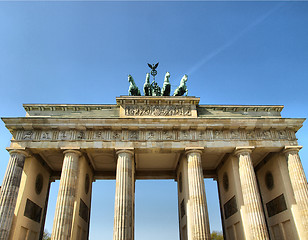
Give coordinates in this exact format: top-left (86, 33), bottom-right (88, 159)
top-left (283, 146), bottom-right (302, 154)
top-left (185, 147), bottom-right (204, 156)
top-left (115, 148), bottom-right (134, 156)
top-left (6, 148), bottom-right (29, 157)
top-left (62, 149), bottom-right (82, 157)
top-left (234, 146), bottom-right (255, 156)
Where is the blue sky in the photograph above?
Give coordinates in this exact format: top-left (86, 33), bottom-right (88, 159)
top-left (0, 1), bottom-right (308, 239)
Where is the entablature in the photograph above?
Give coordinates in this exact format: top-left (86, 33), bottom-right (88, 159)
top-left (2, 117), bottom-right (304, 132)
top-left (22, 97), bottom-right (284, 118)
top-left (2, 117), bottom-right (303, 149)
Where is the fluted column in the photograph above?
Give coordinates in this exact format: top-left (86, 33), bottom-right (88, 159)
top-left (235, 147), bottom-right (269, 240)
top-left (0, 150), bottom-right (27, 240)
top-left (51, 150), bottom-right (81, 240)
top-left (284, 146), bottom-right (308, 234)
top-left (186, 148), bottom-right (211, 240)
top-left (113, 149), bottom-right (135, 240)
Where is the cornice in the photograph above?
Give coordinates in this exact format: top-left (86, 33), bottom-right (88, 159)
top-left (116, 96), bottom-right (200, 105)
top-left (22, 104), bottom-right (283, 113)
top-left (1, 117), bottom-right (305, 132)
top-left (198, 105), bottom-right (284, 113)
top-left (23, 104), bottom-right (118, 112)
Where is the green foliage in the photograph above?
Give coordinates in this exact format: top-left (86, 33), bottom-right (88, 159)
top-left (43, 230), bottom-right (51, 240)
top-left (211, 231), bottom-right (224, 240)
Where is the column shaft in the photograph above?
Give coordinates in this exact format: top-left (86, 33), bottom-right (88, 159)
top-left (0, 150), bottom-right (26, 240)
top-left (51, 150), bottom-right (80, 240)
top-left (236, 148), bottom-right (269, 240)
top-left (186, 150), bottom-right (211, 240)
top-left (113, 150), bottom-right (135, 240)
top-left (284, 146), bottom-right (308, 234)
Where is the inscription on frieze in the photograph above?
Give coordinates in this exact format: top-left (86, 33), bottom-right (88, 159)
top-left (224, 196), bottom-right (238, 219)
top-left (16, 129), bottom-right (296, 142)
top-left (24, 199), bottom-right (42, 223)
top-left (124, 105), bottom-right (192, 116)
top-left (266, 194), bottom-right (287, 217)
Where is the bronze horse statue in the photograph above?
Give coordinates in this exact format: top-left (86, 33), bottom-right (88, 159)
top-left (128, 75), bottom-right (141, 96)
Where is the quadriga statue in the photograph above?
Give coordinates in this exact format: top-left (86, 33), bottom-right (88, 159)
top-left (128, 75), bottom-right (141, 96)
top-left (143, 73), bottom-right (152, 96)
top-left (173, 74), bottom-right (188, 96)
top-left (161, 72), bottom-right (171, 96)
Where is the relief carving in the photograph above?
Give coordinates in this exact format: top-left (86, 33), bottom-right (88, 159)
top-left (180, 131), bottom-right (191, 140)
top-left (94, 131), bottom-right (103, 140)
top-left (278, 130), bottom-right (287, 139)
top-left (213, 130), bottom-right (223, 140)
top-left (23, 131), bottom-right (33, 140)
top-left (129, 131), bottom-right (138, 140)
top-left (263, 130), bottom-right (271, 139)
top-left (147, 131), bottom-right (155, 140)
top-left (162, 131), bottom-right (173, 140)
top-left (77, 131), bottom-right (85, 140)
top-left (59, 131), bottom-right (68, 140)
top-left (112, 131), bottom-right (121, 140)
top-left (125, 105), bottom-right (192, 116)
top-left (17, 128), bottom-right (296, 142)
top-left (198, 131), bottom-right (205, 140)
top-left (231, 130), bottom-right (240, 139)
top-left (41, 131), bottom-right (51, 140)
top-left (246, 131), bottom-right (255, 139)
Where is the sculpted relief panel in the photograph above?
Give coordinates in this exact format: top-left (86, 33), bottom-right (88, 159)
top-left (15, 129), bottom-right (296, 142)
top-left (124, 105), bottom-right (192, 116)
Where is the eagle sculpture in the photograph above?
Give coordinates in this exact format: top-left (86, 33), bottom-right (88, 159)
top-left (147, 62), bottom-right (159, 70)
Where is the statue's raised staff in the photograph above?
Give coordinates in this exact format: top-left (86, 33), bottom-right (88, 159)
top-left (173, 74), bottom-right (188, 96)
top-left (162, 72), bottom-right (171, 96)
top-left (128, 75), bottom-right (141, 96)
top-left (143, 73), bottom-right (152, 96)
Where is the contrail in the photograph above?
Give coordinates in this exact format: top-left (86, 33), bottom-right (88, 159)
top-left (187, 2), bottom-right (286, 75)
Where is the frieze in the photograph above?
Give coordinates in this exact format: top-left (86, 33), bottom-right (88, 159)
top-left (124, 105), bottom-right (192, 116)
top-left (15, 129), bottom-right (296, 142)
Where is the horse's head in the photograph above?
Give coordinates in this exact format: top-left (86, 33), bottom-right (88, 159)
top-left (128, 75), bottom-right (134, 84)
top-left (145, 73), bottom-right (150, 83)
top-left (181, 74), bottom-right (188, 84)
top-left (164, 72), bottom-right (170, 82)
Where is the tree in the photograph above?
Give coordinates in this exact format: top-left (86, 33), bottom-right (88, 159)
top-left (211, 231), bottom-right (224, 240)
top-left (43, 230), bottom-right (51, 240)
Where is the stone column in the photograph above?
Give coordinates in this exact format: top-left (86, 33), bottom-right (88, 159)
top-left (113, 149), bottom-right (135, 240)
top-left (283, 146), bottom-right (308, 234)
top-left (186, 148), bottom-right (211, 240)
top-left (51, 150), bottom-right (81, 240)
top-left (235, 147), bottom-right (269, 240)
top-left (0, 150), bottom-right (27, 240)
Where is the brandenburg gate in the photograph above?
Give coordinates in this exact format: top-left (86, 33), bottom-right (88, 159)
top-left (0, 96), bottom-right (307, 240)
